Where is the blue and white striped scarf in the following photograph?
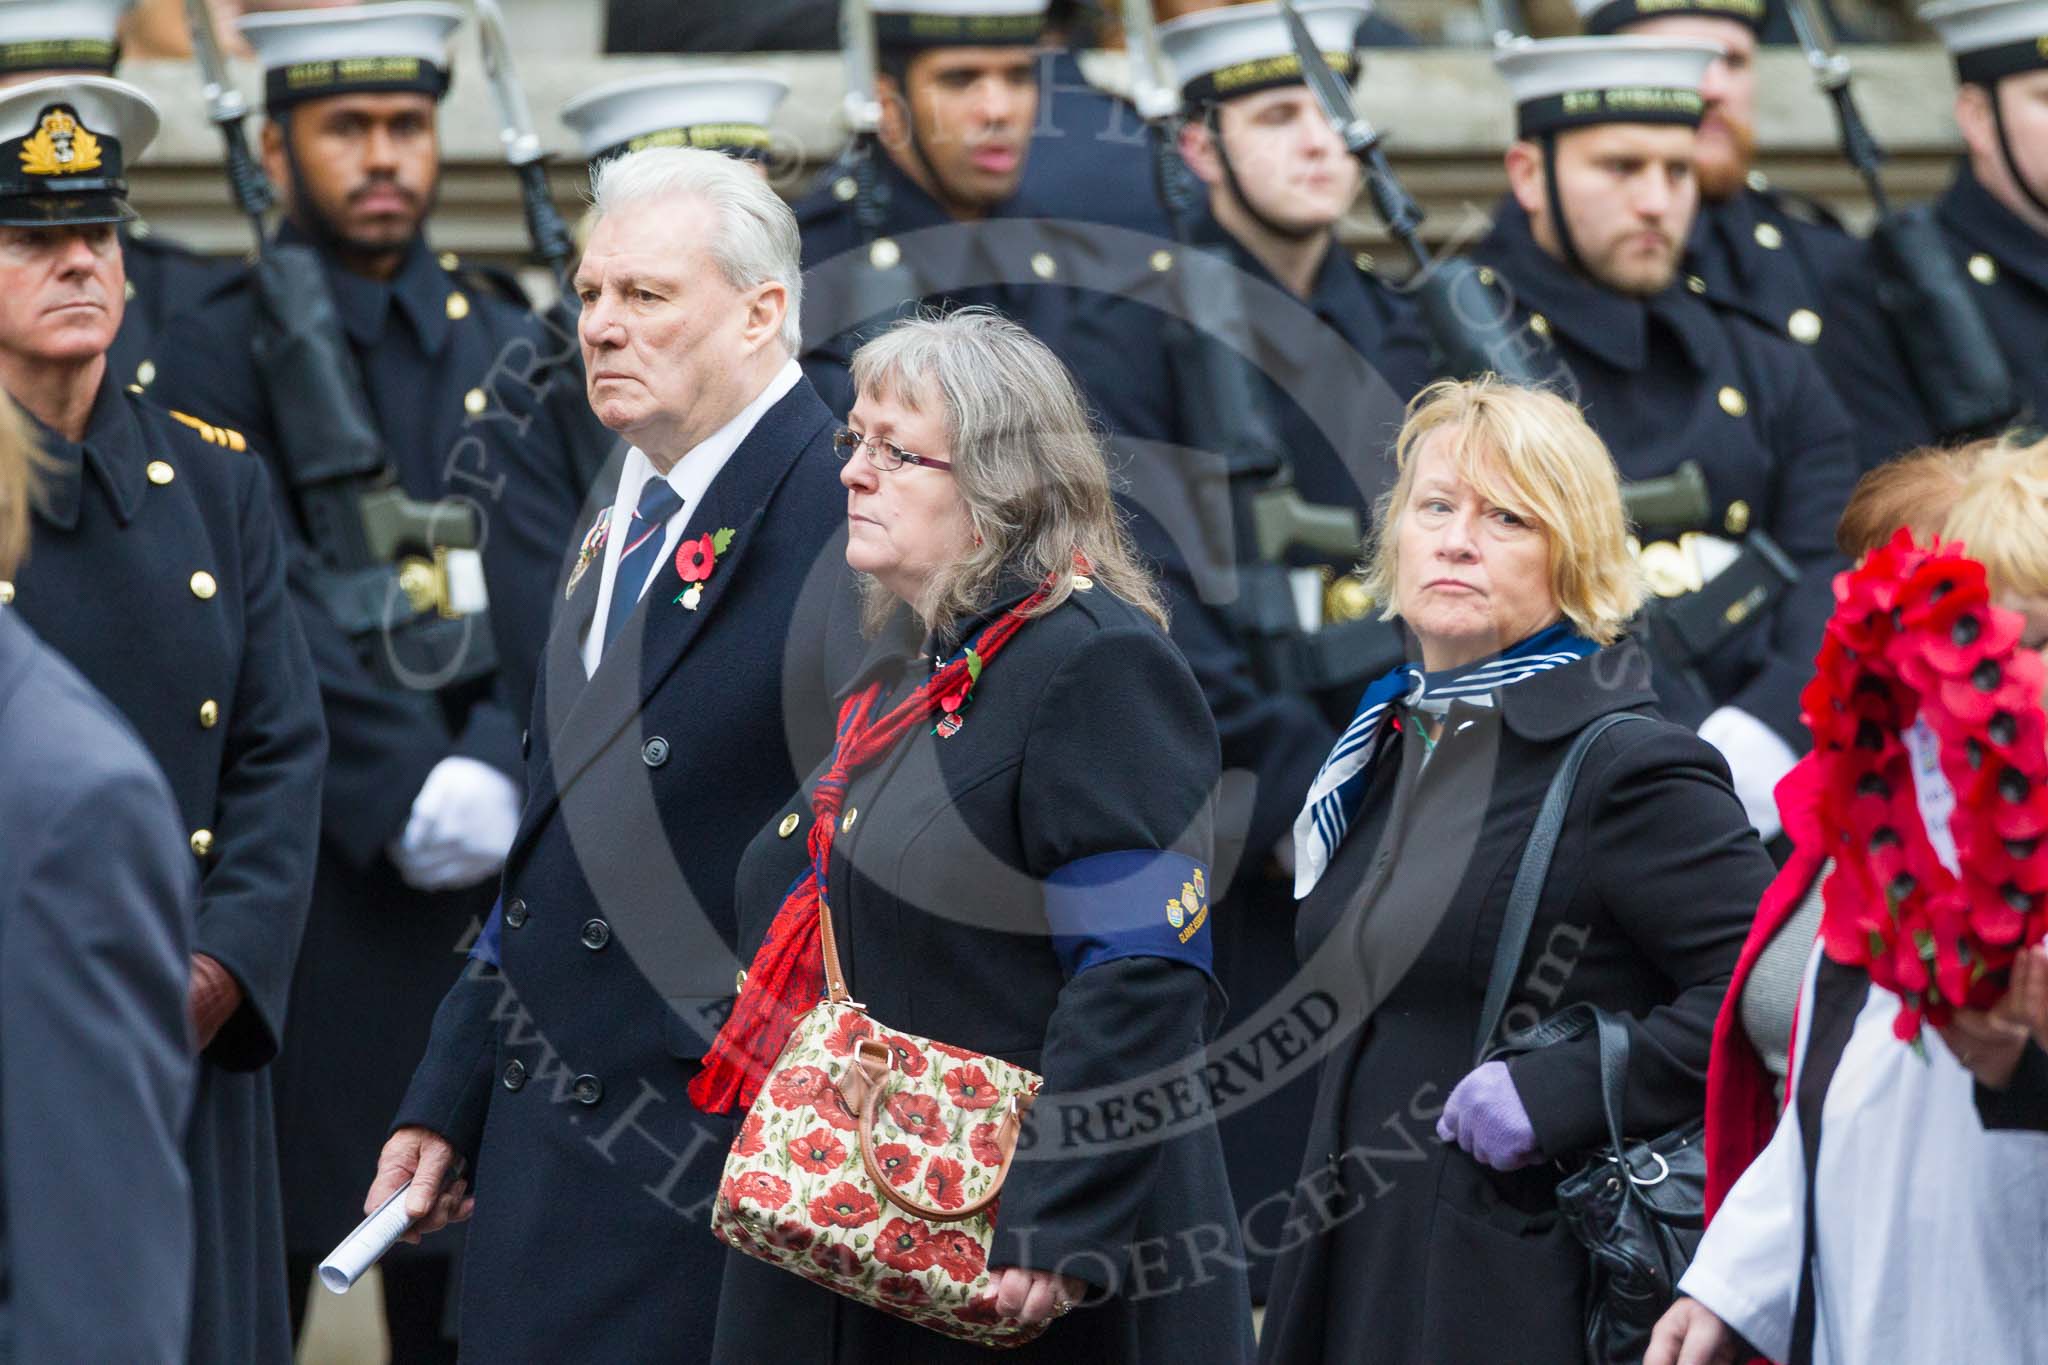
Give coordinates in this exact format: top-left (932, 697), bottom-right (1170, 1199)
top-left (1291, 620), bottom-right (1598, 898)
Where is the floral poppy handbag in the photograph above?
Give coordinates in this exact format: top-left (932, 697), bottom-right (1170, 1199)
top-left (707, 895), bottom-right (1048, 1347)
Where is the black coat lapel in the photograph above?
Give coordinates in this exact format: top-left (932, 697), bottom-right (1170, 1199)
top-left (535, 381), bottom-right (834, 815)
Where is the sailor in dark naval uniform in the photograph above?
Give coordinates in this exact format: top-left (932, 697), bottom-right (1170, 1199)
top-left (1574, 0), bottom-right (1859, 370)
top-left (1473, 35), bottom-right (1857, 843)
top-left (1018, 1), bottom-right (1173, 237)
top-left (0, 74), bottom-right (326, 1364)
top-left (1817, 0), bottom-right (2048, 468)
top-left (0, 0), bottom-right (238, 392)
top-left (147, 5), bottom-right (591, 1356)
top-left (795, 0), bottom-right (1076, 412)
top-left (1050, 0), bottom-right (1435, 1299)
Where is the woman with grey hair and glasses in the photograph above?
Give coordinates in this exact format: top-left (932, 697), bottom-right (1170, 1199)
top-left (697, 310), bottom-right (1257, 1363)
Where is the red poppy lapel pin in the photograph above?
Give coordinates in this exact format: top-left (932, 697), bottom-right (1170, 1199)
top-left (673, 527), bottom-right (737, 611)
top-left (564, 508), bottom-right (611, 600)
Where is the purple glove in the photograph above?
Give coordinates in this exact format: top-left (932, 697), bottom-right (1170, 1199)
top-left (1437, 1060), bottom-right (1542, 1171)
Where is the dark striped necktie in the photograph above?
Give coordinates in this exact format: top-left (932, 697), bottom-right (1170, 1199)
top-left (601, 474), bottom-right (685, 657)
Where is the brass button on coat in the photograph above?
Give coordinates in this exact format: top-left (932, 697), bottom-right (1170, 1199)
top-left (146, 460), bottom-right (174, 485)
top-left (735, 969), bottom-right (748, 993)
top-left (1753, 222), bottom-right (1783, 250)
top-left (870, 238), bottom-right (901, 270)
top-left (1149, 249), bottom-right (1174, 273)
top-left (1718, 386), bottom-right (1748, 418)
top-left (1528, 313), bottom-right (1551, 338)
top-left (1969, 253), bottom-right (1998, 285)
top-left (1724, 500), bottom-right (1752, 535)
top-left (580, 918), bottom-right (611, 950)
top-left (778, 812), bottom-right (801, 838)
top-left (0, 582), bottom-right (13, 605)
top-left (198, 699), bottom-right (219, 729)
top-left (136, 359), bottom-right (156, 387)
top-left (445, 290), bottom-right (470, 320)
top-left (1788, 309), bottom-right (1822, 344)
top-left (841, 807), bottom-right (858, 833)
top-left (190, 829), bottom-right (214, 857)
top-left (464, 388), bottom-right (487, 415)
top-left (1029, 251), bottom-right (1057, 280)
top-left (190, 571), bottom-right (217, 599)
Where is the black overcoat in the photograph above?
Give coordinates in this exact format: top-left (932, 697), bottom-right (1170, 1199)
top-left (1257, 644), bottom-right (1767, 1365)
top-left (1472, 200), bottom-right (1857, 745)
top-left (393, 379), bottom-right (860, 1363)
top-left (149, 229), bottom-right (597, 1261)
top-left (709, 579), bottom-right (1258, 1364)
top-left (1816, 162), bottom-right (2048, 471)
top-left (1684, 180), bottom-right (1857, 368)
top-left (8, 379), bottom-right (326, 1363)
top-left (1049, 211), bottom-right (1434, 1295)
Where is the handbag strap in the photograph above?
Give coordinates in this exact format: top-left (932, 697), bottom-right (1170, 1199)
top-left (1472, 710), bottom-right (1651, 1064)
top-left (837, 1038), bottom-right (1031, 1223)
top-left (819, 889), bottom-right (853, 1005)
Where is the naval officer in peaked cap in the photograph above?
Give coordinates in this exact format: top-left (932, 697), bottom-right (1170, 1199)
top-left (0, 0), bottom-right (239, 394)
top-left (0, 72), bottom-right (326, 1364)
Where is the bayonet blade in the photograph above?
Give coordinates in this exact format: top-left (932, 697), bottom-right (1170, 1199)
top-left (1120, 0), bottom-right (1180, 123)
top-left (473, 0), bottom-right (543, 166)
top-left (1276, 0), bottom-right (1376, 155)
top-left (1786, 0), bottom-right (1852, 91)
top-left (184, 0), bottom-right (249, 125)
top-left (841, 0), bottom-right (883, 135)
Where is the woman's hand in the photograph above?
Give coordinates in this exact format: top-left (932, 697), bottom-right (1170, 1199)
top-left (988, 1266), bottom-right (1085, 1327)
top-left (1937, 945), bottom-right (2048, 1091)
top-left (1436, 1060), bottom-right (1542, 1171)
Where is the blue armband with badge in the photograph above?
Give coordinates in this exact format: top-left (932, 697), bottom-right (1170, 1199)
top-left (1043, 850), bottom-right (1217, 984)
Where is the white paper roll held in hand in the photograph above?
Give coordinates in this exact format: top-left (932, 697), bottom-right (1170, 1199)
top-left (319, 1182), bottom-right (419, 1294)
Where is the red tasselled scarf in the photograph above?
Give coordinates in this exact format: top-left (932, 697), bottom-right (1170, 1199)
top-left (688, 572), bottom-right (1061, 1113)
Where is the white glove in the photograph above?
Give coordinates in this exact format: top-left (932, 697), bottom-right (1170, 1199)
top-left (387, 756), bottom-right (523, 892)
top-left (1697, 706), bottom-right (1798, 844)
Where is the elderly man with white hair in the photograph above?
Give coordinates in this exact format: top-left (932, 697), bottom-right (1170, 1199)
top-left (367, 146), bottom-right (859, 1362)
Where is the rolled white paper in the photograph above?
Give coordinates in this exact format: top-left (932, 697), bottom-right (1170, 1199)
top-left (319, 1182), bottom-right (419, 1294)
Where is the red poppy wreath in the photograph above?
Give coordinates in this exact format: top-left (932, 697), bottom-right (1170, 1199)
top-left (1802, 530), bottom-right (2048, 1041)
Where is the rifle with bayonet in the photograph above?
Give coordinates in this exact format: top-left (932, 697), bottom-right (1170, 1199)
top-left (473, 0), bottom-right (574, 295)
top-left (1787, 0), bottom-right (2021, 441)
top-left (1121, 0), bottom-right (1404, 697)
top-left (1277, 0), bottom-right (1550, 387)
top-left (184, 0), bottom-right (494, 690)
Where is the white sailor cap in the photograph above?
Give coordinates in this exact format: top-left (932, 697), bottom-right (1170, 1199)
top-left (1571, 0), bottom-right (1765, 35)
top-left (1158, 0), bottom-right (1370, 107)
top-left (0, 74), bottom-right (158, 227)
top-left (870, 0), bottom-right (1050, 52)
top-left (561, 71), bottom-right (789, 166)
top-left (0, 0), bottom-right (133, 77)
top-left (1921, 0), bottom-right (2048, 82)
top-left (238, 2), bottom-right (463, 112)
top-left (1494, 35), bottom-right (1720, 139)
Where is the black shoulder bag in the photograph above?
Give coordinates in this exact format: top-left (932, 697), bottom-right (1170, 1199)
top-left (1473, 710), bottom-right (1709, 1365)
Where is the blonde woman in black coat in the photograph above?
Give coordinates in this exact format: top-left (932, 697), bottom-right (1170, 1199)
top-left (1259, 380), bottom-right (1767, 1364)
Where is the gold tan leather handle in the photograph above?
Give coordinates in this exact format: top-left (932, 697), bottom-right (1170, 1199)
top-left (838, 1039), bottom-right (1029, 1224)
top-left (818, 890), bottom-right (851, 1005)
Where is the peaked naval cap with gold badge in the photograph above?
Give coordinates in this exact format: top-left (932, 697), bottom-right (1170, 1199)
top-left (0, 0), bottom-right (133, 79)
top-left (237, 2), bottom-right (463, 114)
top-left (0, 75), bottom-right (158, 229)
